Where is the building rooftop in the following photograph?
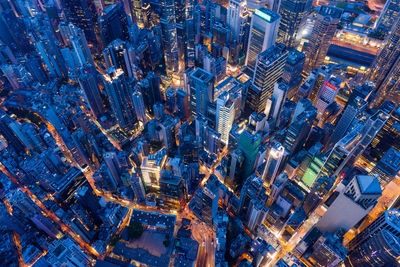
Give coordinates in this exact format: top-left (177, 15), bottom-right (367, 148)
top-left (356, 175), bottom-right (382, 195)
top-left (254, 7), bottom-right (280, 23)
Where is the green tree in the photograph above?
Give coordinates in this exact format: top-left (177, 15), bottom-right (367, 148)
top-left (127, 221), bottom-right (144, 240)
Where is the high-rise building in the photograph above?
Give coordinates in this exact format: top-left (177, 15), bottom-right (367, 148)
top-left (262, 142), bottom-right (285, 186)
top-left (227, 0), bottom-right (248, 43)
top-left (375, 0), bottom-right (400, 32)
top-left (345, 229), bottom-right (400, 267)
top-left (368, 18), bottom-right (400, 106)
top-left (189, 68), bottom-right (215, 118)
top-left (61, 0), bottom-right (97, 44)
top-left (327, 97), bottom-right (367, 148)
top-left (347, 209), bottom-right (400, 251)
top-left (125, 0), bottom-right (151, 28)
top-left (103, 39), bottom-right (133, 78)
top-left (176, 88), bottom-right (190, 120)
top-left (103, 68), bottom-right (136, 128)
top-left (304, 6), bottom-right (342, 71)
top-left (245, 8), bottom-right (280, 72)
top-left (78, 65), bottom-right (104, 118)
top-left (98, 3), bottom-right (129, 47)
top-left (238, 130), bottom-right (262, 177)
top-left (132, 89), bottom-right (147, 123)
top-left (268, 82), bottom-right (288, 129)
top-left (366, 105), bottom-right (400, 162)
top-left (305, 232), bottom-right (348, 267)
top-left (277, 0), bottom-right (312, 48)
top-left (370, 148), bottom-right (400, 187)
top-left (316, 175), bottom-right (382, 233)
top-left (160, 0), bottom-right (179, 74)
top-left (216, 91), bottom-right (235, 145)
top-left (314, 76), bottom-right (342, 120)
top-left (248, 43), bottom-right (288, 113)
top-left (283, 106), bottom-right (317, 155)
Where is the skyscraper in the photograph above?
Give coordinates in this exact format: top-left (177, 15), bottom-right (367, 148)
top-left (103, 68), bottom-right (136, 128)
top-left (245, 8), bottom-right (280, 72)
top-left (304, 6), bottom-right (342, 71)
top-left (132, 89), bottom-right (147, 123)
top-left (160, 0), bottom-right (179, 74)
top-left (345, 229), bottom-right (400, 267)
top-left (238, 130), bottom-right (262, 177)
top-left (375, 0), bottom-right (400, 32)
top-left (277, 0), bottom-right (312, 48)
top-left (347, 209), bottom-right (400, 251)
top-left (189, 68), bottom-right (215, 118)
top-left (78, 65), bottom-right (104, 118)
top-left (98, 3), bottom-right (129, 47)
top-left (227, 0), bottom-right (248, 43)
top-left (368, 18), bottom-right (400, 106)
top-left (216, 91), bottom-right (235, 145)
top-left (316, 175), bottom-right (382, 234)
top-left (248, 43), bottom-right (288, 113)
top-left (262, 142), bottom-right (285, 185)
top-left (61, 0), bottom-right (97, 44)
top-left (327, 97), bottom-right (367, 148)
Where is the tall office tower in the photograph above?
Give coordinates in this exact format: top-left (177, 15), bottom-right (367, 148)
top-left (246, 198), bottom-right (268, 231)
top-left (262, 142), bottom-right (285, 185)
top-left (226, 148), bottom-right (245, 187)
top-left (314, 76), bottom-right (342, 119)
top-left (239, 174), bottom-right (267, 214)
top-left (375, 0), bottom-right (400, 32)
top-left (368, 19), bottom-right (400, 106)
top-left (61, 0), bottom-right (97, 44)
top-left (139, 72), bottom-right (162, 115)
top-left (308, 65), bottom-right (332, 103)
top-left (189, 68), bottom-right (215, 118)
top-left (160, 0), bottom-right (179, 74)
top-left (238, 130), bottom-right (262, 177)
top-left (216, 91), bottom-right (235, 145)
top-left (345, 111), bottom-right (389, 167)
top-left (347, 209), bottom-right (400, 251)
top-left (190, 180), bottom-right (219, 225)
top-left (268, 82), bottom-right (288, 129)
top-left (282, 50), bottom-right (305, 90)
top-left (291, 98), bottom-right (312, 124)
top-left (132, 89), bottom-right (147, 123)
top-left (103, 151), bottom-right (122, 188)
top-left (327, 97), bottom-right (367, 148)
top-left (283, 106), bottom-right (317, 155)
top-left (196, 116), bottom-right (221, 155)
top-left (184, 0), bottom-right (196, 68)
top-left (277, 0), bottom-right (312, 48)
top-left (103, 68), bottom-right (136, 128)
top-left (125, 0), bottom-right (151, 28)
top-left (69, 25), bottom-right (95, 67)
top-left (370, 148), bottom-right (400, 187)
top-left (176, 88), bottom-right (190, 120)
top-left (316, 175), bottom-right (381, 233)
top-left (78, 65), bottom-right (104, 118)
top-left (304, 6), bottom-right (342, 71)
top-left (245, 8), bottom-right (280, 72)
top-left (165, 88), bottom-right (176, 113)
top-left (103, 39), bottom-right (132, 77)
top-left (161, 116), bottom-right (178, 152)
top-left (248, 43), bottom-right (288, 113)
top-left (131, 174), bottom-right (146, 202)
top-left (366, 105), bottom-right (400, 162)
top-left (227, 0), bottom-right (248, 43)
top-left (98, 3), bottom-right (129, 47)
top-left (305, 232), bottom-right (348, 267)
top-left (0, 64), bottom-right (32, 89)
top-left (346, 229), bottom-right (400, 267)
top-left (30, 34), bottom-right (67, 78)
